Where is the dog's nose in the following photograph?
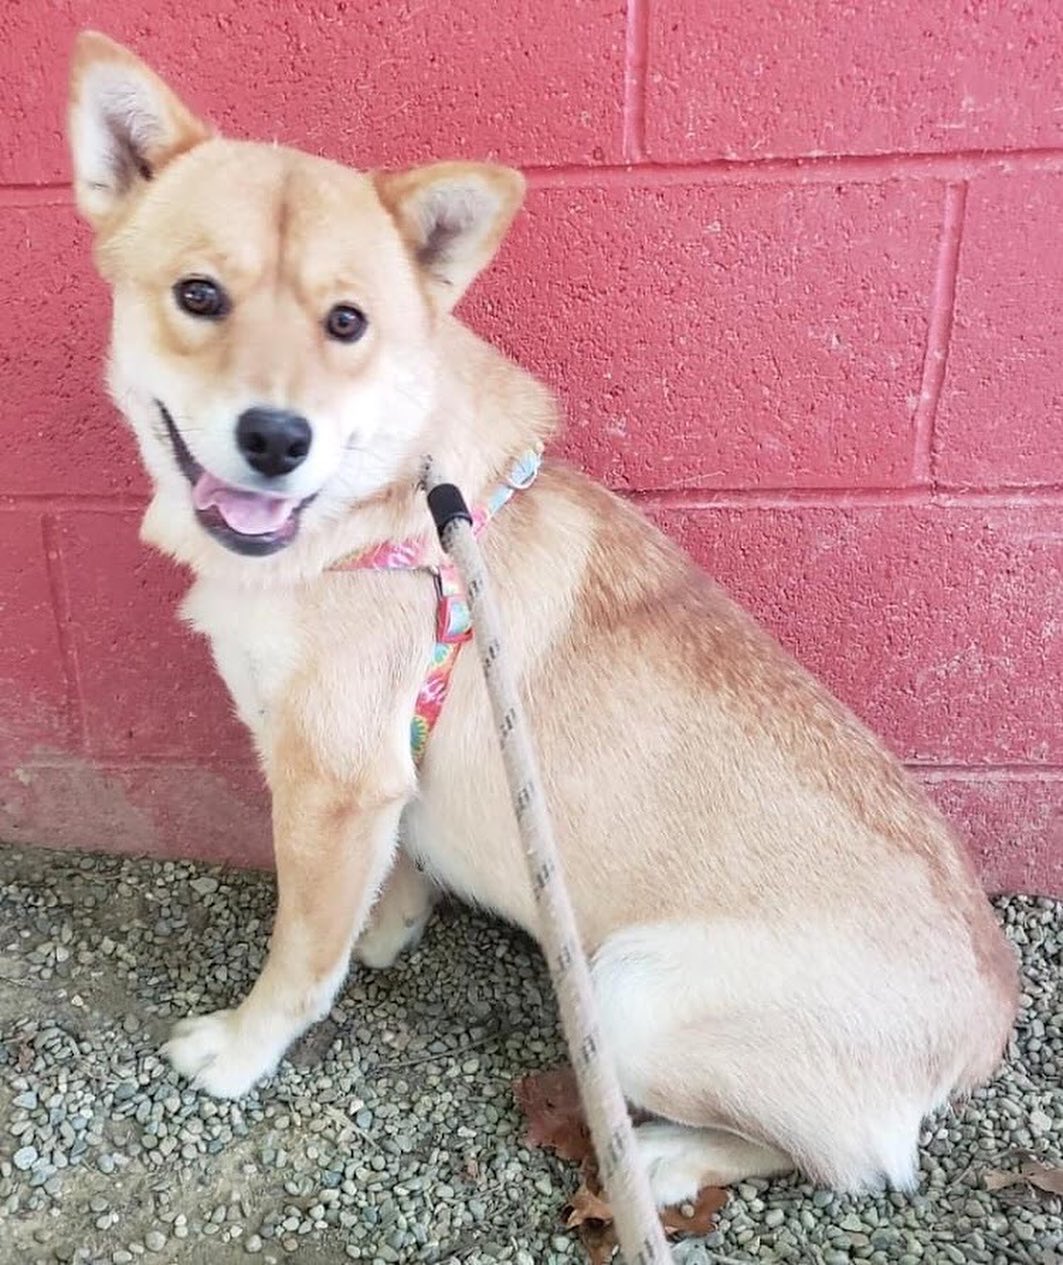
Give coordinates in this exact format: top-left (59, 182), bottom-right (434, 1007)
top-left (236, 408), bottom-right (312, 478)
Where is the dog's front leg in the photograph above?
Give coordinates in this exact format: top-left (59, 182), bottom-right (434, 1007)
top-left (164, 766), bottom-right (409, 1099)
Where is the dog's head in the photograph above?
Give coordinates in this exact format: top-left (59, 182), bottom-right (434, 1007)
top-left (68, 32), bottom-right (525, 569)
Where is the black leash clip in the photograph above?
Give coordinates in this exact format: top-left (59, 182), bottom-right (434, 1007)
top-left (426, 482), bottom-right (473, 544)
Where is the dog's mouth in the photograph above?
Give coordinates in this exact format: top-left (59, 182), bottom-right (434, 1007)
top-left (158, 403), bottom-right (311, 557)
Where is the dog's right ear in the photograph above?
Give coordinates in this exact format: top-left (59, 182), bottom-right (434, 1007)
top-left (374, 163), bottom-right (526, 311)
top-left (68, 31), bottom-right (211, 228)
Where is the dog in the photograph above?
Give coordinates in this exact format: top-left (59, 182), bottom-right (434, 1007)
top-left (68, 30), bottom-right (1017, 1205)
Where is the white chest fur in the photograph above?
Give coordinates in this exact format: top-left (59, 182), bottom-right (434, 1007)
top-left (181, 579), bottom-right (301, 755)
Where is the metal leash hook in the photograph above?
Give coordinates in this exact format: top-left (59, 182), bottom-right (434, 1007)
top-left (421, 457), bottom-right (673, 1265)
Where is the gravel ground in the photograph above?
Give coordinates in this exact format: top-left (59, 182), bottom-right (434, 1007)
top-left (0, 843), bottom-right (1059, 1265)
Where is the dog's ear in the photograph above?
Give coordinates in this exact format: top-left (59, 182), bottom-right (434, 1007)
top-left (68, 31), bottom-right (212, 228)
top-left (374, 162), bottom-right (525, 311)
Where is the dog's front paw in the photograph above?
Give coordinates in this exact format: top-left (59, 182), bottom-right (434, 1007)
top-left (162, 1009), bottom-right (277, 1099)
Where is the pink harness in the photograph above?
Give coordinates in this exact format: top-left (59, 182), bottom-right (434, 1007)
top-left (328, 448), bottom-right (542, 763)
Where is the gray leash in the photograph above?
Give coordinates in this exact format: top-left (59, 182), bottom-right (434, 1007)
top-left (422, 461), bottom-right (673, 1265)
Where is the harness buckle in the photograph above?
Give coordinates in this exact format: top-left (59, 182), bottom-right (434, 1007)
top-left (434, 572), bottom-right (473, 645)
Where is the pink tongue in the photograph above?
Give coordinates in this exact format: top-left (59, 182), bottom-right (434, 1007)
top-left (192, 472), bottom-right (298, 536)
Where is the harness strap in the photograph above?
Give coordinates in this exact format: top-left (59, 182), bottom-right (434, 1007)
top-left (327, 447), bottom-right (542, 762)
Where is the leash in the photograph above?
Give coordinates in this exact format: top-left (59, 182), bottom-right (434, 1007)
top-left (421, 458), bottom-right (673, 1265)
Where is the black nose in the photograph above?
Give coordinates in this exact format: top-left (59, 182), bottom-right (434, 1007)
top-left (236, 408), bottom-right (312, 478)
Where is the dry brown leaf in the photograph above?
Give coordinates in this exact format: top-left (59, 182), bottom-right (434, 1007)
top-left (576, 1221), bottom-right (618, 1265)
top-left (560, 1165), bottom-right (727, 1264)
top-left (513, 1065), bottom-right (593, 1163)
top-left (984, 1155), bottom-right (1063, 1197)
top-left (984, 1169), bottom-right (1024, 1192)
top-left (1023, 1159), bottom-right (1063, 1197)
top-left (563, 1180), bottom-right (619, 1265)
top-left (564, 1181), bottom-right (615, 1228)
top-left (517, 1067), bottom-right (728, 1265)
top-left (661, 1184), bottom-right (730, 1235)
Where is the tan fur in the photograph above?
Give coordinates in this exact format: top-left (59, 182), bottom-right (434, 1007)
top-left (69, 32), bottom-right (1017, 1199)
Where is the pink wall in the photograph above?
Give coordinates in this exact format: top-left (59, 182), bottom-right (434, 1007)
top-left (1, 2), bottom-right (1060, 895)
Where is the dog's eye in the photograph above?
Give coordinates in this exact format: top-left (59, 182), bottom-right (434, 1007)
top-left (174, 278), bottom-right (229, 319)
top-left (325, 304), bottom-right (368, 343)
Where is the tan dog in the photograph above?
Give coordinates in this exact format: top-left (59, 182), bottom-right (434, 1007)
top-left (68, 31), bottom-right (1017, 1205)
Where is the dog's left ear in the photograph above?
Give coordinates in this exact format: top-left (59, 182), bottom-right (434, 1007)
top-left (68, 30), bottom-right (212, 228)
top-left (374, 162), bottom-right (525, 311)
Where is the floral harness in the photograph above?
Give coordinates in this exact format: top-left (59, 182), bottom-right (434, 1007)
top-left (328, 448), bottom-right (542, 763)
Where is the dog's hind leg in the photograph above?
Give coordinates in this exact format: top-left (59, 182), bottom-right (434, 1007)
top-left (355, 846), bottom-right (437, 969)
top-left (633, 1122), bottom-right (792, 1205)
top-left (593, 919), bottom-right (945, 1204)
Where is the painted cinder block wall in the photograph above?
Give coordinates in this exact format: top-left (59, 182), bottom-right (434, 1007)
top-left (0, 2), bottom-right (1060, 895)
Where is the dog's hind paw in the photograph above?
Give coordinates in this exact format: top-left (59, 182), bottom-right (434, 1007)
top-left (354, 905), bottom-right (431, 970)
top-left (162, 1009), bottom-right (278, 1099)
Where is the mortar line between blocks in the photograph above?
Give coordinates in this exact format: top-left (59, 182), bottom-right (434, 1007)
top-left (621, 0), bottom-right (649, 162)
top-left (913, 765), bottom-right (1063, 782)
top-left (0, 182), bottom-right (72, 207)
top-left (40, 513), bottom-right (88, 755)
top-left (1, 495), bottom-right (148, 512)
top-left (524, 147), bottom-right (1063, 189)
top-left (7, 483), bottom-right (1063, 514)
top-left (14, 754), bottom-right (263, 771)
top-left (912, 181), bottom-right (967, 484)
top-left (13, 754), bottom-right (1062, 779)
top-left (4, 147), bottom-right (1063, 203)
top-left (628, 483), bottom-right (1063, 511)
